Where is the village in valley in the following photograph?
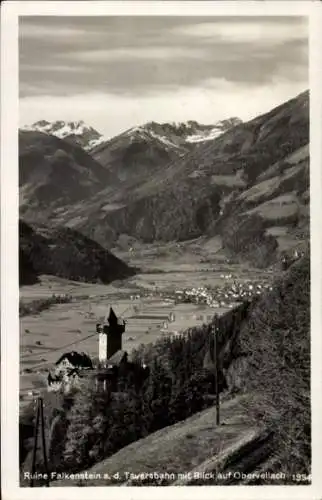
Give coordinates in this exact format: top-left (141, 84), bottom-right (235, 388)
top-left (19, 245), bottom-right (302, 404)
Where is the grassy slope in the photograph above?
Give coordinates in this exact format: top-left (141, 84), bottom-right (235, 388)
top-left (52, 394), bottom-right (265, 486)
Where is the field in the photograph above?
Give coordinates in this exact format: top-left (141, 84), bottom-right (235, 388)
top-left (20, 237), bottom-right (277, 407)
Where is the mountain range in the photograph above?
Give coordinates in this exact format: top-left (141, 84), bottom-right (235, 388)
top-left (22, 120), bottom-right (106, 151)
top-left (19, 91), bottom-right (309, 271)
top-left (23, 117), bottom-right (243, 152)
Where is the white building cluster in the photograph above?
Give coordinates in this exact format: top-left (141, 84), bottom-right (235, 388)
top-left (174, 278), bottom-right (273, 308)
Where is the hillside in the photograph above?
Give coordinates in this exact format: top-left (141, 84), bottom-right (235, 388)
top-left (99, 91), bottom-right (308, 242)
top-left (90, 123), bottom-right (189, 183)
top-left (90, 118), bottom-right (242, 184)
top-left (19, 219), bottom-right (135, 285)
top-left (45, 253), bottom-right (310, 486)
top-left (52, 395), bottom-right (271, 487)
top-left (19, 130), bottom-right (115, 224)
top-left (224, 253), bottom-right (310, 476)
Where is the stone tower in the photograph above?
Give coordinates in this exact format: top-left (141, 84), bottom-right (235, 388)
top-left (97, 307), bottom-right (125, 366)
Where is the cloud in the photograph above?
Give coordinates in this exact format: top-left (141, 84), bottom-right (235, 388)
top-left (19, 22), bottom-right (91, 40)
top-left (63, 46), bottom-right (208, 63)
top-left (19, 16), bottom-right (308, 136)
top-left (20, 64), bottom-right (91, 74)
top-left (172, 19), bottom-right (308, 44)
top-left (19, 35), bottom-right (308, 99)
top-left (20, 17), bottom-right (308, 98)
top-left (19, 79), bottom-right (307, 139)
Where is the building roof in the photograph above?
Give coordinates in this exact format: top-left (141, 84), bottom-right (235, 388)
top-left (105, 307), bottom-right (125, 327)
top-left (108, 307), bottom-right (118, 325)
top-left (107, 349), bottom-right (128, 366)
top-left (55, 351), bottom-right (93, 369)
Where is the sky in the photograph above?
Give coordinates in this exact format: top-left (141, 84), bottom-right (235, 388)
top-left (19, 16), bottom-right (308, 138)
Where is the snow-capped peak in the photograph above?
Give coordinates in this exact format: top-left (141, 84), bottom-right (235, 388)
top-left (122, 118), bottom-right (242, 147)
top-left (122, 123), bottom-right (183, 151)
top-left (22, 120), bottom-right (107, 151)
top-left (21, 116), bottom-right (242, 153)
top-left (182, 118), bottom-right (242, 143)
top-left (23, 120), bottom-right (93, 138)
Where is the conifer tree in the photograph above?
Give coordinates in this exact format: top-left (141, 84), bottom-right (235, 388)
top-left (63, 380), bottom-right (97, 469)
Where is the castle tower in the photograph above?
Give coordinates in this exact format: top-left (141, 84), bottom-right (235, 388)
top-left (97, 307), bottom-right (125, 366)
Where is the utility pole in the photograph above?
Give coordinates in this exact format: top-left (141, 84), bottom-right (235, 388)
top-left (30, 397), bottom-right (50, 487)
top-left (40, 398), bottom-right (50, 487)
top-left (213, 316), bottom-right (220, 425)
top-left (30, 398), bottom-right (40, 487)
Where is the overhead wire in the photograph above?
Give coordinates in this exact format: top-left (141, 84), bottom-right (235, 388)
top-left (21, 297), bottom-right (144, 362)
top-left (21, 285), bottom-right (149, 378)
top-left (21, 332), bottom-right (98, 362)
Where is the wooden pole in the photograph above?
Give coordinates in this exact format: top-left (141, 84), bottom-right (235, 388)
top-left (30, 398), bottom-right (40, 487)
top-left (39, 398), bottom-right (50, 487)
top-left (214, 318), bottom-right (220, 425)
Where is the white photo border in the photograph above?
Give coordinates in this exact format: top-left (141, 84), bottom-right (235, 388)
top-left (1, 2), bottom-right (322, 500)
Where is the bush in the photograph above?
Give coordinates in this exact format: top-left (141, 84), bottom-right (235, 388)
top-left (19, 293), bottom-right (73, 317)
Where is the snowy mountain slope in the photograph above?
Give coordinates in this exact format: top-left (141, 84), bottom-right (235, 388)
top-left (145, 118), bottom-right (243, 145)
top-left (185, 118), bottom-right (243, 143)
top-left (22, 120), bottom-right (107, 151)
top-left (22, 117), bottom-right (242, 154)
top-left (92, 118), bottom-right (243, 154)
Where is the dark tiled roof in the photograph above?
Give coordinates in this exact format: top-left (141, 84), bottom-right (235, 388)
top-left (107, 349), bottom-right (128, 366)
top-left (108, 307), bottom-right (118, 326)
top-left (55, 351), bottom-right (93, 369)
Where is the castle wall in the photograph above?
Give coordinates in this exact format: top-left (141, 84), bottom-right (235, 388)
top-left (99, 330), bottom-right (123, 364)
top-left (107, 331), bottom-right (122, 359)
top-left (99, 332), bottom-right (108, 365)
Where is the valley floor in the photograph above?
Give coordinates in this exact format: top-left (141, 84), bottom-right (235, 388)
top-left (19, 238), bottom-right (275, 407)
